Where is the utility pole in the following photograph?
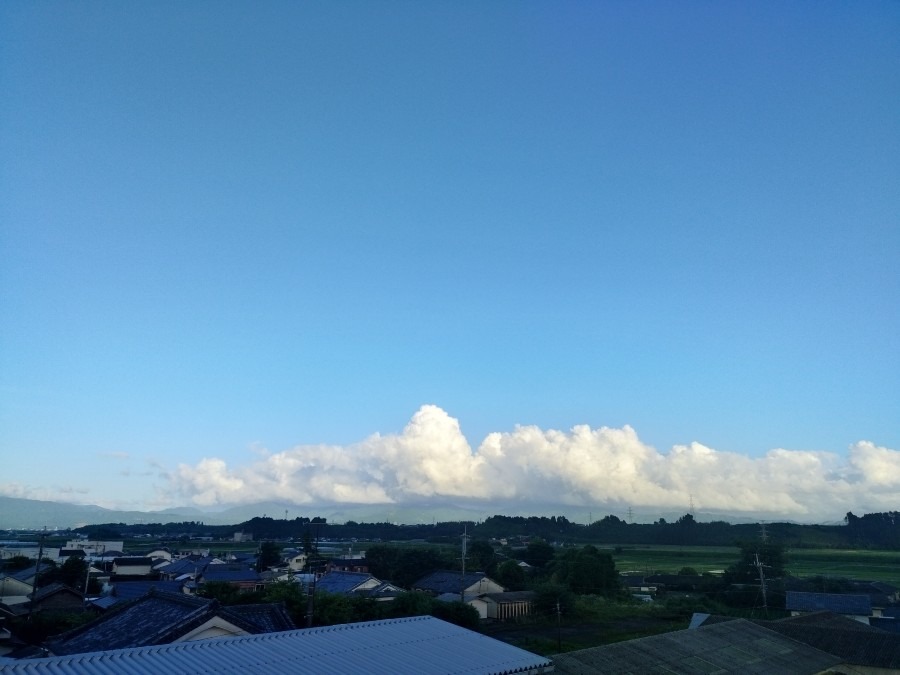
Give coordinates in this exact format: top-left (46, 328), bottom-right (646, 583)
top-left (556, 600), bottom-right (562, 651)
top-left (754, 552), bottom-right (769, 616)
top-left (460, 527), bottom-right (469, 603)
top-left (27, 528), bottom-right (46, 623)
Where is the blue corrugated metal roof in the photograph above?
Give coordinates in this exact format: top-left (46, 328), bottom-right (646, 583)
top-left (786, 591), bottom-right (872, 616)
top-left (1, 616), bottom-right (551, 674)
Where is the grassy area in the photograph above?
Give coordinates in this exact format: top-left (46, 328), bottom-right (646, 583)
top-left (610, 545), bottom-right (739, 576)
top-left (608, 544), bottom-right (900, 586)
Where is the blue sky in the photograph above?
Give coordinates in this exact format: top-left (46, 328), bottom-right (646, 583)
top-left (1, 2), bottom-right (898, 521)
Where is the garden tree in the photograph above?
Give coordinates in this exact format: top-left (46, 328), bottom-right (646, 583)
top-left (257, 541), bottom-right (282, 572)
top-left (198, 581), bottom-right (244, 605)
top-left (387, 591), bottom-right (435, 618)
top-left (4, 555), bottom-right (33, 571)
top-left (554, 545), bottom-right (619, 596)
top-left (301, 528), bottom-right (315, 555)
top-left (313, 592), bottom-right (354, 626)
top-left (466, 539), bottom-right (496, 573)
top-left (532, 582), bottom-right (574, 618)
top-left (494, 559), bottom-right (526, 591)
top-left (38, 557), bottom-right (88, 592)
top-left (678, 567), bottom-right (700, 576)
top-left (365, 545), bottom-right (456, 588)
top-left (523, 538), bottom-right (555, 568)
top-left (676, 513), bottom-right (696, 526)
top-left (726, 541), bottom-right (787, 583)
top-left (261, 581), bottom-right (307, 624)
top-left (430, 598), bottom-right (480, 630)
top-left (348, 594), bottom-right (383, 622)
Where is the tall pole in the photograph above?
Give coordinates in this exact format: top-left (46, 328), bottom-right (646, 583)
top-left (460, 526), bottom-right (468, 603)
top-left (27, 528), bottom-right (46, 623)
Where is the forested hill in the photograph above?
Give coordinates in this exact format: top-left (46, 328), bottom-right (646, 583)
top-left (70, 511), bottom-right (900, 550)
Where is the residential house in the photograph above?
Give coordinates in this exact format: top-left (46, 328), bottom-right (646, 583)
top-left (112, 557), bottom-right (155, 577)
top-left (44, 589), bottom-right (295, 655)
top-left (198, 565), bottom-right (262, 593)
top-left (0, 615), bottom-right (552, 674)
top-left (27, 583), bottom-right (84, 614)
top-left (314, 571), bottom-right (402, 600)
top-left (96, 580), bottom-right (187, 608)
top-left (412, 571), bottom-right (504, 600)
top-left (157, 555), bottom-right (224, 582)
top-left (482, 592), bottom-right (535, 622)
top-left (785, 591), bottom-right (874, 623)
top-left (326, 554), bottom-right (369, 574)
top-left (0, 566), bottom-right (41, 608)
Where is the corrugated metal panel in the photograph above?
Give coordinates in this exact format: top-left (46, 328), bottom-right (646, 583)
top-left (2, 616), bottom-right (552, 674)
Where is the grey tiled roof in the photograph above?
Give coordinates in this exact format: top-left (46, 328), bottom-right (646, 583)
top-left (44, 589), bottom-right (291, 656)
top-left (111, 580), bottom-right (186, 602)
top-left (221, 603), bottom-right (295, 633)
top-left (31, 583), bottom-right (82, 602)
top-left (552, 619), bottom-right (841, 674)
top-left (786, 591), bottom-right (872, 615)
top-left (759, 611), bottom-right (900, 669)
top-left (4, 616), bottom-right (552, 674)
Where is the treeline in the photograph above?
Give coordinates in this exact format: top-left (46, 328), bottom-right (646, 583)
top-left (70, 511), bottom-right (900, 550)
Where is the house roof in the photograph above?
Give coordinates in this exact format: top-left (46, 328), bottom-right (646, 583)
top-left (6, 565), bottom-right (40, 582)
top-left (200, 566), bottom-right (260, 584)
top-left (111, 580), bottom-right (186, 603)
top-left (31, 583), bottom-right (82, 603)
top-left (58, 549), bottom-right (87, 558)
top-left (112, 557), bottom-right (153, 566)
top-left (785, 590), bottom-right (872, 615)
top-left (757, 611), bottom-right (900, 669)
top-left (44, 589), bottom-right (290, 656)
top-left (3, 615), bottom-right (550, 674)
top-left (413, 570), bottom-right (498, 595)
top-left (220, 603), bottom-right (295, 633)
top-left (315, 571), bottom-right (374, 594)
top-left (157, 556), bottom-right (218, 576)
top-left (481, 592), bottom-right (535, 604)
top-left (551, 619), bottom-right (841, 674)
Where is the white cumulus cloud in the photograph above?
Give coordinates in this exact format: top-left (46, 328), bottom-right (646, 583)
top-left (165, 405), bottom-right (898, 521)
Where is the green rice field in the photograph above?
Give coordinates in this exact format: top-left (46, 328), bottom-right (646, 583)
top-left (608, 544), bottom-right (900, 585)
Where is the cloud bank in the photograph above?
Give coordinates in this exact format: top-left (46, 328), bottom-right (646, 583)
top-left (167, 405), bottom-right (900, 522)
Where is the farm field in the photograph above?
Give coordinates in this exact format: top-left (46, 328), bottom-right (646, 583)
top-left (608, 544), bottom-right (900, 585)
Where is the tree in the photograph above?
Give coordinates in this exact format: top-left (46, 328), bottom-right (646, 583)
top-left (261, 581), bottom-right (307, 625)
top-left (523, 538), bottom-right (555, 568)
top-left (467, 540), bottom-right (496, 573)
top-left (494, 560), bottom-right (526, 591)
top-left (4, 555), bottom-right (33, 571)
top-left (198, 581), bottom-right (242, 605)
top-left (726, 541), bottom-right (787, 583)
top-left (563, 545), bottom-right (619, 596)
top-left (257, 541), bottom-right (281, 572)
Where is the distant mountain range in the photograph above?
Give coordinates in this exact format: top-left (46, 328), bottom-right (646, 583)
top-left (0, 496), bottom-right (785, 530)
